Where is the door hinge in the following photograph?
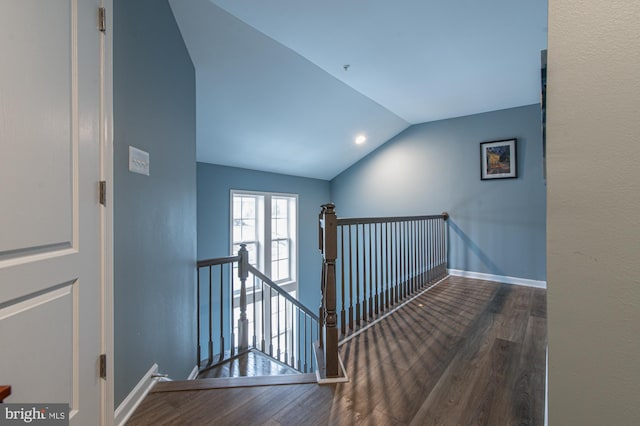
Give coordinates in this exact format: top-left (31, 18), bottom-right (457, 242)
top-left (98, 7), bottom-right (106, 33)
top-left (99, 181), bottom-right (106, 206)
top-left (99, 354), bottom-right (107, 379)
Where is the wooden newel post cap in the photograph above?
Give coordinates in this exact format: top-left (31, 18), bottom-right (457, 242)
top-left (322, 203), bottom-right (336, 214)
top-left (442, 212), bottom-right (449, 221)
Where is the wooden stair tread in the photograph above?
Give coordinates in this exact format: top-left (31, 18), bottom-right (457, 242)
top-left (151, 373), bottom-right (318, 393)
top-left (0, 385), bottom-right (11, 402)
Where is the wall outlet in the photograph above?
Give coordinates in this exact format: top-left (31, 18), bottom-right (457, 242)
top-left (129, 146), bottom-right (150, 176)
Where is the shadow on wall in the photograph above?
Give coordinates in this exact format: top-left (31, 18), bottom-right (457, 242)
top-left (448, 219), bottom-right (504, 276)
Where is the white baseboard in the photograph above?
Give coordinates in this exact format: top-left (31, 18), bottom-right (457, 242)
top-left (114, 363), bottom-right (158, 426)
top-left (448, 269), bottom-right (546, 289)
top-left (545, 345), bottom-right (549, 426)
top-left (187, 365), bottom-right (199, 380)
top-left (313, 342), bottom-right (350, 384)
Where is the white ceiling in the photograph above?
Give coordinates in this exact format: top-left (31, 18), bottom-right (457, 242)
top-left (169, 0), bottom-right (548, 180)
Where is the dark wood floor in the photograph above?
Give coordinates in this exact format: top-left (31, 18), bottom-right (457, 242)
top-left (128, 276), bottom-right (547, 425)
top-left (198, 350), bottom-right (300, 379)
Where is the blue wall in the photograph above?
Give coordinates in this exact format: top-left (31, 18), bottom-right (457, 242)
top-left (197, 163), bottom-right (331, 310)
top-left (331, 104), bottom-right (546, 281)
top-left (114, 0), bottom-right (196, 406)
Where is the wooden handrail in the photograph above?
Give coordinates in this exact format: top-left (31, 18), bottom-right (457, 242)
top-left (337, 212), bottom-right (448, 225)
top-left (197, 255), bottom-right (240, 268)
top-left (0, 385), bottom-right (11, 402)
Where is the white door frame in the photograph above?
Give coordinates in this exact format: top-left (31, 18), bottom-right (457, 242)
top-left (99, 0), bottom-right (114, 424)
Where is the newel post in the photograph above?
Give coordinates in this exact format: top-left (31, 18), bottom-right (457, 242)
top-left (238, 244), bottom-right (249, 352)
top-left (320, 203), bottom-right (339, 377)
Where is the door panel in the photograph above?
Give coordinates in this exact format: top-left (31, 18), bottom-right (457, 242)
top-left (0, 0), bottom-right (102, 424)
top-left (0, 285), bottom-right (74, 403)
top-left (0, 0), bottom-right (73, 254)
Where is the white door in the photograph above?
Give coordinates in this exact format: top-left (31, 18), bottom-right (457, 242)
top-left (0, 0), bottom-right (103, 424)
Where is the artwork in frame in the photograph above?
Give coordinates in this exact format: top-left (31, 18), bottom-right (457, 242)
top-left (480, 138), bottom-right (517, 180)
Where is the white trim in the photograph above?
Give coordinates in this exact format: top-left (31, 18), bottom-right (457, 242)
top-left (545, 345), bottom-right (549, 426)
top-left (187, 365), bottom-right (199, 380)
top-left (338, 275), bottom-right (449, 347)
top-left (448, 269), bottom-right (546, 289)
top-left (99, 1), bottom-right (114, 424)
top-left (315, 354), bottom-right (350, 384)
top-left (114, 363), bottom-right (158, 426)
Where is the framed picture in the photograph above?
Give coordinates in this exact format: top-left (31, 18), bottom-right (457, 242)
top-left (480, 138), bottom-right (517, 180)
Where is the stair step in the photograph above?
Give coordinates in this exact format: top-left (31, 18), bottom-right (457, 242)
top-left (151, 373), bottom-right (318, 393)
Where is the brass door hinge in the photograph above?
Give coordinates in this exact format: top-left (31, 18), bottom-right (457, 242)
top-left (99, 181), bottom-right (106, 206)
top-left (99, 354), bottom-right (107, 379)
top-left (98, 7), bottom-right (106, 32)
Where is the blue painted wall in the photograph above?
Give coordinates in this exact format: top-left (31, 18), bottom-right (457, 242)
top-left (331, 104), bottom-right (546, 281)
top-left (114, 0), bottom-right (196, 407)
top-left (197, 163), bottom-right (331, 310)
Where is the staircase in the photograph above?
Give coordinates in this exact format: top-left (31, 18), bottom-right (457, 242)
top-left (189, 204), bottom-right (448, 388)
top-left (195, 245), bottom-right (319, 384)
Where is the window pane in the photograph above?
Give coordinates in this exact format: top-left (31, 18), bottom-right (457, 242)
top-left (233, 222), bottom-right (242, 243)
top-left (272, 198), bottom-right (287, 219)
top-left (241, 219), bottom-right (255, 242)
top-left (279, 259), bottom-right (290, 281)
top-left (273, 218), bottom-right (288, 239)
top-left (278, 240), bottom-right (289, 260)
top-left (271, 239), bottom-right (289, 261)
top-left (241, 197), bottom-right (255, 219)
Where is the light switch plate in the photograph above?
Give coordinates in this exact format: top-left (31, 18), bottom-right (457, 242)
top-left (129, 146), bottom-right (149, 176)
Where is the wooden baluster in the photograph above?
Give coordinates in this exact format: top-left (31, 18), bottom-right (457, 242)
top-left (283, 297), bottom-right (287, 363)
top-left (415, 220), bottom-right (420, 286)
top-left (355, 223), bottom-right (361, 326)
top-left (340, 226), bottom-right (346, 336)
top-left (252, 275), bottom-right (257, 348)
top-left (348, 225), bottom-right (354, 330)
top-left (261, 280), bottom-right (266, 352)
top-left (196, 268), bottom-right (201, 368)
top-left (385, 222), bottom-right (390, 309)
top-left (297, 311), bottom-right (302, 371)
top-left (230, 264), bottom-right (236, 357)
top-left (374, 222), bottom-right (380, 315)
top-left (219, 266), bottom-right (225, 360)
top-left (362, 224), bottom-right (368, 321)
top-left (368, 223), bottom-right (374, 318)
top-left (269, 288), bottom-right (274, 356)
top-left (320, 203), bottom-right (339, 378)
top-left (304, 314), bottom-right (308, 373)
top-left (208, 266), bottom-right (214, 364)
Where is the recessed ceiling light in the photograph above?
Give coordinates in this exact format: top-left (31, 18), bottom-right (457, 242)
top-left (355, 134), bottom-right (367, 145)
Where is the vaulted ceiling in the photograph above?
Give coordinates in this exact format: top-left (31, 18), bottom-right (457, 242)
top-left (169, 0), bottom-right (547, 180)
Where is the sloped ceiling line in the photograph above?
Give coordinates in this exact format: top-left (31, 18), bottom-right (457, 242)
top-left (169, 0), bottom-right (547, 180)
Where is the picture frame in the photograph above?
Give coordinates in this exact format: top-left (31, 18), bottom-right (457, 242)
top-left (480, 138), bottom-right (517, 180)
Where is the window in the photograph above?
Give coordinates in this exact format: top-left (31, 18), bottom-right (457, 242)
top-left (231, 191), bottom-right (298, 359)
top-left (231, 191), bottom-right (297, 287)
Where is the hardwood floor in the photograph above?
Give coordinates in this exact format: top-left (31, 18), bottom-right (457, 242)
top-left (198, 350), bottom-right (300, 379)
top-left (127, 277), bottom-right (547, 425)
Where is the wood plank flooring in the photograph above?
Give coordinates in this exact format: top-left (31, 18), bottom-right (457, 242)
top-left (198, 350), bottom-right (300, 379)
top-left (127, 276), bottom-right (547, 425)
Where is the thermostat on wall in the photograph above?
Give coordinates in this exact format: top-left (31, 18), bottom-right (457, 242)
top-left (129, 146), bottom-right (150, 176)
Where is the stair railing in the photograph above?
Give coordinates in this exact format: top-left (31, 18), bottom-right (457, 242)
top-left (319, 203), bottom-right (449, 378)
top-left (196, 245), bottom-right (319, 375)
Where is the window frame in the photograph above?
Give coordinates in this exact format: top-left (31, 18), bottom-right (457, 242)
top-left (230, 190), bottom-right (298, 293)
